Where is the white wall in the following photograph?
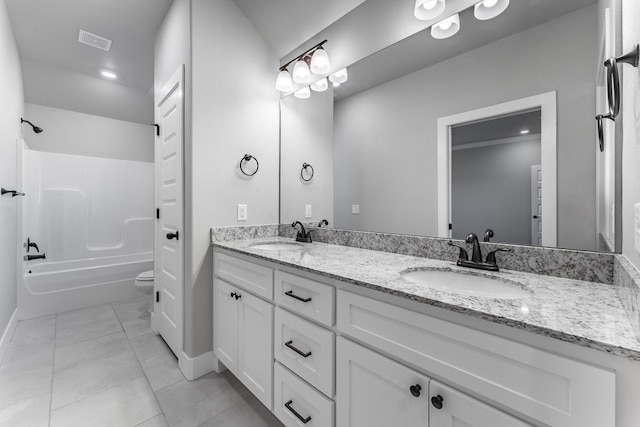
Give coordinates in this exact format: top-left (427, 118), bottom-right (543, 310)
top-left (24, 104), bottom-right (153, 162)
top-left (22, 59), bottom-right (152, 124)
top-left (333, 5), bottom-right (597, 250)
top-left (281, 88), bottom-right (334, 226)
top-left (621, 0), bottom-right (640, 267)
top-left (0, 0), bottom-right (23, 340)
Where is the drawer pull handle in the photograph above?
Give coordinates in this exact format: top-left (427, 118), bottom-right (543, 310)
top-left (285, 290), bottom-right (311, 303)
top-left (285, 399), bottom-right (311, 424)
top-left (409, 384), bottom-right (421, 397)
top-left (431, 395), bottom-right (444, 409)
top-left (285, 340), bottom-right (312, 358)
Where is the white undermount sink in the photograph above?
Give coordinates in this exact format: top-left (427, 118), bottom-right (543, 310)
top-left (250, 242), bottom-right (304, 251)
top-left (400, 268), bottom-right (531, 299)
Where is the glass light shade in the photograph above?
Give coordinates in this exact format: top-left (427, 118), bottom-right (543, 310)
top-left (328, 68), bottom-right (348, 84)
top-left (431, 13), bottom-right (460, 39)
top-left (310, 78), bottom-right (328, 92)
top-left (414, 0), bottom-right (445, 21)
top-left (294, 86), bottom-right (311, 99)
top-left (474, 0), bottom-right (509, 20)
top-left (292, 59), bottom-right (311, 84)
top-left (310, 48), bottom-right (331, 75)
top-left (275, 69), bottom-right (293, 92)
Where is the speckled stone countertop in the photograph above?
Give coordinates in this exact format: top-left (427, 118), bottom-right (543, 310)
top-left (212, 236), bottom-right (640, 361)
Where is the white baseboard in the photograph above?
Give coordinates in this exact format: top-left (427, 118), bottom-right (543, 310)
top-left (0, 308), bottom-right (19, 363)
top-left (178, 350), bottom-right (216, 380)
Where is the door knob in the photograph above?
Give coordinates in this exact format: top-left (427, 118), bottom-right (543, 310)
top-left (431, 395), bottom-right (444, 409)
top-left (166, 231), bottom-right (179, 240)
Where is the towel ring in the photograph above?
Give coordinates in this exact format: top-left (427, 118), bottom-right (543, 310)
top-left (300, 163), bottom-right (314, 182)
top-left (596, 114), bottom-right (614, 152)
top-left (605, 44), bottom-right (639, 118)
top-left (239, 154), bottom-right (259, 176)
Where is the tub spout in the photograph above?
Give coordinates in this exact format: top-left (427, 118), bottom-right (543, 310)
top-left (25, 253), bottom-right (46, 261)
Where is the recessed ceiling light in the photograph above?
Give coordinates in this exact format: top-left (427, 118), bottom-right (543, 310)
top-left (101, 71), bottom-right (117, 79)
top-left (520, 129), bottom-right (530, 134)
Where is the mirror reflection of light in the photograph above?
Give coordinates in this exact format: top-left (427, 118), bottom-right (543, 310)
top-left (311, 78), bottom-right (328, 92)
top-left (520, 305), bottom-right (529, 314)
top-left (520, 129), bottom-right (530, 134)
top-left (294, 86), bottom-right (311, 99)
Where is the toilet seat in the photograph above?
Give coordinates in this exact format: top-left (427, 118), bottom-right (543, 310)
top-left (135, 270), bottom-right (154, 283)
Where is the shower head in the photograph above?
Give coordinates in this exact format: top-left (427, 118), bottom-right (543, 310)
top-left (21, 118), bottom-right (43, 133)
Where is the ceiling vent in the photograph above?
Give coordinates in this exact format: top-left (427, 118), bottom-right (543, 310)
top-left (78, 29), bottom-right (112, 52)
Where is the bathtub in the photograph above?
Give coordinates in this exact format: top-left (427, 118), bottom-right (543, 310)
top-left (19, 252), bottom-right (153, 320)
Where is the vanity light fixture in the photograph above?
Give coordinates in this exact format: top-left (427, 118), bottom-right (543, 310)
top-left (414, 0), bottom-right (446, 21)
top-left (276, 40), bottom-right (330, 92)
top-left (310, 77), bottom-right (329, 92)
top-left (294, 86), bottom-right (311, 99)
top-left (329, 68), bottom-right (348, 85)
top-left (474, 0), bottom-right (509, 21)
top-left (431, 13), bottom-right (460, 39)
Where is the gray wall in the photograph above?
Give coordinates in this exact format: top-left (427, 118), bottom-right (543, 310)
top-left (281, 88), bottom-right (334, 226)
top-left (0, 0), bottom-right (23, 345)
top-left (333, 5), bottom-right (597, 250)
top-left (24, 104), bottom-right (153, 162)
top-left (451, 138), bottom-right (541, 245)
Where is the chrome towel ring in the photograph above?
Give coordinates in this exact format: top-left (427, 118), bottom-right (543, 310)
top-left (301, 163), bottom-right (314, 182)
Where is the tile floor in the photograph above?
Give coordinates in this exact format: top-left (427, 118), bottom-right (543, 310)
top-left (0, 296), bottom-right (283, 427)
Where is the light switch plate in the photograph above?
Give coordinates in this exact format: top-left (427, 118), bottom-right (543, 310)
top-left (237, 204), bottom-right (247, 221)
top-left (352, 204), bottom-right (360, 214)
top-left (305, 204), bottom-right (312, 218)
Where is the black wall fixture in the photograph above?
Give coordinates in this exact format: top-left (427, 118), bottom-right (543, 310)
top-left (300, 162), bottom-right (314, 182)
top-left (20, 118), bottom-right (43, 133)
top-left (239, 154), bottom-right (259, 176)
top-left (1, 188), bottom-right (25, 197)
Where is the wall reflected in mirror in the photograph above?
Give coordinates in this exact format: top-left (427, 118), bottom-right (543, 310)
top-left (280, 0), bottom-right (618, 252)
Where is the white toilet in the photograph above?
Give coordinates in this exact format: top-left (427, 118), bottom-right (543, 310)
top-left (134, 270), bottom-right (154, 314)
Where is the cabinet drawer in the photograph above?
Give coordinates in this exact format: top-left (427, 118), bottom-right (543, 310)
top-left (274, 308), bottom-right (334, 397)
top-left (274, 271), bottom-right (334, 326)
top-left (337, 290), bottom-right (615, 427)
top-left (274, 362), bottom-right (334, 427)
top-left (214, 252), bottom-right (273, 299)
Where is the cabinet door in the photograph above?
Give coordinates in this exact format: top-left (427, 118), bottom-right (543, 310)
top-left (238, 289), bottom-right (274, 411)
top-left (214, 279), bottom-right (239, 373)
top-left (430, 380), bottom-right (532, 427)
top-left (336, 337), bottom-right (430, 427)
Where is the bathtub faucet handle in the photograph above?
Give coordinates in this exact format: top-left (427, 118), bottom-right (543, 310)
top-left (26, 237), bottom-right (39, 253)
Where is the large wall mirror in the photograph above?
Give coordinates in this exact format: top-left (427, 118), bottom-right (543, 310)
top-left (280, 0), bottom-right (621, 253)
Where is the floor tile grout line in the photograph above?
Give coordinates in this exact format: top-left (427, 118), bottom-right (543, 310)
top-left (119, 301), bottom-right (168, 425)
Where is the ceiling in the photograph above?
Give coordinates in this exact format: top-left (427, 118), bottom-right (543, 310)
top-left (231, 0), bottom-right (367, 59)
top-left (5, 0), bottom-right (173, 93)
top-left (452, 110), bottom-right (542, 146)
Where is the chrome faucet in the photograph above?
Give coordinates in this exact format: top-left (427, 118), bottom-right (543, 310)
top-left (448, 232), bottom-right (512, 272)
top-left (318, 219), bottom-right (329, 228)
top-left (292, 221), bottom-right (313, 243)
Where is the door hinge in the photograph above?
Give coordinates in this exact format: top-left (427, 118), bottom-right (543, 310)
top-left (156, 208), bottom-right (160, 219)
top-left (155, 291), bottom-right (160, 303)
top-left (151, 123), bottom-right (160, 137)
top-left (449, 223), bottom-right (453, 230)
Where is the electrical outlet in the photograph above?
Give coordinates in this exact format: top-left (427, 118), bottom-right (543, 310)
top-left (237, 204), bottom-right (247, 221)
top-left (352, 204), bottom-right (360, 214)
top-left (305, 204), bottom-right (312, 218)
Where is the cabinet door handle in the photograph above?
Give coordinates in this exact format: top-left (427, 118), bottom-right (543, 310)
top-left (230, 292), bottom-right (236, 299)
top-left (409, 384), bottom-right (421, 397)
top-left (285, 340), bottom-right (311, 358)
top-left (235, 293), bottom-right (241, 300)
top-left (431, 395), bottom-right (444, 409)
top-left (285, 290), bottom-right (311, 303)
top-left (284, 400), bottom-right (311, 424)
top-left (166, 231), bottom-right (179, 240)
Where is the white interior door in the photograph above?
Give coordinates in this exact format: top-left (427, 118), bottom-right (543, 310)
top-left (154, 65), bottom-right (184, 357)
top-left (530, 165), bottom-right (542, 246)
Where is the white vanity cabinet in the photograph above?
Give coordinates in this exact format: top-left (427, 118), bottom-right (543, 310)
top-left (213, 253), bottom-right (274, 410)
top-left (336, 336), bottom-right (431, 427)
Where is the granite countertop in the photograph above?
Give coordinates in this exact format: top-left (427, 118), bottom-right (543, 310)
top-left (212, 236), bottom-right (640, 361)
